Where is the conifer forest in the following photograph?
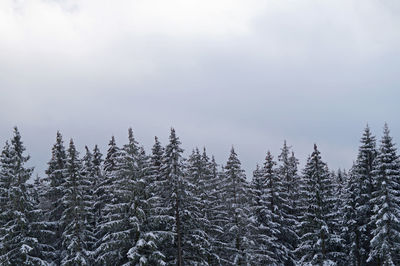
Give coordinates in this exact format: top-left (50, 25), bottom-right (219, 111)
top-left (1, 124), bottom-right (400, 266)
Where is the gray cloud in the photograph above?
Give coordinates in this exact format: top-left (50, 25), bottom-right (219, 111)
top-left (1, 0), bottom-right (400, 177)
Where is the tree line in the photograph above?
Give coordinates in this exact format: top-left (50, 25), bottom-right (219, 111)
top-left (0, 124), bottom-right (399, 265)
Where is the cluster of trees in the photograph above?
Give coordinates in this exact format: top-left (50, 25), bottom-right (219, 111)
top-left (0, 124), bottom-right (399, 265)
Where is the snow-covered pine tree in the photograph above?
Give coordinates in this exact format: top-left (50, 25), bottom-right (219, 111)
top-left (43, 131), bottom-right (68, 263)
top-left (29, 174), bottom-right (53, 264)
top-left (60, 139), bottom-right (91, 265)
top-left (218, 147), bottom-right (252, 265)
top-left (158, 128), bottom-right (185, 265)
top-left (277, 141), bottom-right (300, 265)
top-left (182, 148), bottom-right (213, 265)
top-left (96, 128), bottom-right (145, 265)
top-left (132, 136), bottom-right (168, 265)
top-left (288, 151), bottom-right (300, 223)
top-left (260, 150), bottom-right (288, 264)
top-left (200, 149), bottom-right (224, 265)
top-left (368, 124), bottom-right (400, 265)
top-left (342, 125), bottom-right (377, 266)
top-left (0, 127), bottom-right (47, 265)
top-left (0, 141), bottom-right (12, 230)
top-left (127, 145), bottom-right (165, 266)
top-left (80, 146), bottom-right (100, 264)
top-left (90, 145), bottom-right (103, 236)
top-left (249, 164), bottom-right (279, 265)
top-left (94, 136), bottom-right (120, 263)
top-left (342, 165), bottom-right (361, 266)
top-left (296, 144), bottom-right (344, 265)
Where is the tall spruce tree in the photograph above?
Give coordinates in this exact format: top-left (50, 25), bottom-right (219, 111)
top-left (219, 147), bottom-right (252, 265)
top-left (60, 139), bottom-right (91, 265)
top-left (183, 148), bottom-right (214, 265)
top-left (94, 136), bottom-right (120, 263)
top-left (343, 125), bottom-right (377, 266)
top-left (278, 141), bottom-right (300, 265)
top-left (90, 145), bottom-right (103, 237)
top-left (0, 127), bottom-right (47, 265)
top-left (262, 151), bottom-right (288, 264)
top-left (368, 124), bottom-right (400, 265)
top-left (127, 144), bottom-right (165, 266)
top-left (158, 128), bottom-right (185, 265)
top-left (138, 136), bottom-right (168, 265)
top-left (296, 144), bottom-right (344, 265)
top-left (343, 165), bottom-right (361, 266)
top-left (96, 128), bottom-right (145, 265)
top-left (43, 131), bottom-right (68, 263)
top-left (249, 164), bottom-right (279, 265)
top-left (81, 146), bottom-right (100, 264)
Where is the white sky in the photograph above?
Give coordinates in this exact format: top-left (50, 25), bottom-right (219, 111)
top-left (1, 0), bottom-right (400, 177)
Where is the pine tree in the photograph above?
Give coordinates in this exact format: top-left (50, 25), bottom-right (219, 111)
top-left (200, 149), bottom-right (224, 265)
top-left (343, 125), bottom-right (377, 266)
top-left (94, 136), bottom-right (120, 263)
top-left (368, 124), bottom-right (400, 265)
top-left (126, 142), bottom-right (164, 266)
top-left (60, 139), bottom-right (91, 265)
top-left (249, 164), bottom-right (279, 265)
top-left (43, 131), bottom-right (68, 263)
top-left (183, 148), bottom-right (215, 265)
top-left (158, 128), bottom-right (185, 265)
top-left (342, 166), bottom-right (360, 266)
top-left (126, 148), bottom-right (165, 266)
top-left (0, 127), bottom-right (48, 265)
top-left (260, 150), bottom-right (288, 264)
top-left (90, 145), bottom-right (103, 235)
top-left (80, 146), bottom-right (100, 263)
top-left (277, 141), bottom-right (300, 265)
top-left (136, 136), bottom-right (168, 265)
top-left (219, 147), bottom-right (252, 265)
top-left (296, 144), bottom-right (344, 265)
top-left (96, 128), bottom-right (145, 265)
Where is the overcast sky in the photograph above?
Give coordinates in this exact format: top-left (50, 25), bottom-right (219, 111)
top-left (1, 0), bottom-right (400, 177)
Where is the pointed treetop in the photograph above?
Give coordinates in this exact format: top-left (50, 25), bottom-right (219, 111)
top-left (127, 127), bottom-right (138, 146)
top-left (168, 127), bottom-right (180, 144)
top-left (11, 126), bottom-right (27, 158)
top-left (68, 139), bottom-right (76, 151)
top-left (264, 150), bottom-right (274, 163)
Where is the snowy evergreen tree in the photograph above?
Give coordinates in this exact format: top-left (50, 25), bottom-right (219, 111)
top-left (258, 150), bottom-right (288, 264)
top-left (249, 164), bottom-right (279, 265)
top-left (182, 148), bottom-right (216, 265)
top-left (94, 136), bottom-right (120, 263)
top-left (126, 143), bottom-right (164, 266)
top-left (90, 145), bottom-right (103, 235)
top-left (60, 139), bottom-right (91, 265)
top-left (343, 125), bottom-right (377, 266)
top-left (126, 144), bottom-right (165, 265)
top-left (343, 166), bottom-right (361, 266)
top-left (158, 128), bottom-right (185, 265)
top-left (277, 141), bottom-right (300, 265)
top-left (43, 131), bottom-right (68, 263)
top-left (80, 146), bottom-right (100, 264)
top-left (296, 144), bottom-right (344, 265)
top-left (367, 124), bottom-right (400, 265)
top-left (137, 136), bottom-right (168, 266)
top-left (0, 127), bottom-right (48, 265)
top-left (218, 147), bottom-right (252, 265)
top-left (96, 128), bottom-right (146, 265)
top-left (200, 149), bottom-right (224, 265)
